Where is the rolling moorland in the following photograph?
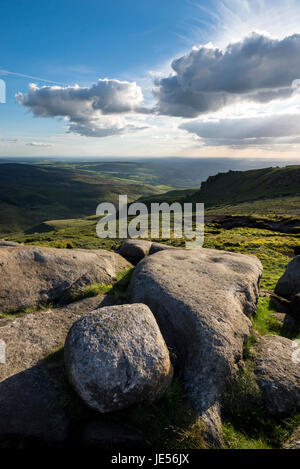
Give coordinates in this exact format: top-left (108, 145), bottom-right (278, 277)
top-left (1, 161), bottom-right (300, 449)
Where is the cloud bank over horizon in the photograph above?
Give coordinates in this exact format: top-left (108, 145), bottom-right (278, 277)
top-left (154, 33), bottom-right (300, 117)
top-left (16, 31), bottom-right (300, 151)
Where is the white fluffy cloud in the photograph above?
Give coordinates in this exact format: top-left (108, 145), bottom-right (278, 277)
top-left (16, 79), bottom-right (147, 137)
top-left (154, 33), bottom-right (300, 117)
top-left (180, 113), bottom-right (300, 147)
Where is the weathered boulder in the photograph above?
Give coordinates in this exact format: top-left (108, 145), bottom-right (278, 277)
top-left (254, 335), bottom-right (300, 415)
top-left (64, 303), bottom-right (173, 413)
top-left (0, 244), bottom-right (131, 314)
top-left (128, 248), bottom-right (263, 445)
top-left (282, 426), bottom-right (300, 449)
top-left (275, 256), bottom-right (300, 298)
top-left (118, 239), bottom-right (152, 264)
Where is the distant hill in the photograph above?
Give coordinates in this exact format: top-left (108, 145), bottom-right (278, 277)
top-left (0, 163), bottom-right (166, 234)
top-left (138, 165), bottom-right (300, 216)
top-left (137, 188), bottom-right (198, 206)
top-left (189, 165), bottom-right (300, 208)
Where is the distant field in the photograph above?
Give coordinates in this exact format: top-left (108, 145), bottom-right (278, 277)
top-left (0, 163), bottom-right (172, 235)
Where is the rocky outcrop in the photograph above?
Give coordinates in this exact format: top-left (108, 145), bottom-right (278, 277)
top-left (129, 247), bottom-right (262, 445)
top-left (118, 239), bottom-right (152, 264)
top-left (275, 256), bottom-right (300, 298)
top-left (254, 335), bottom-right (300, 415)
top-left (118, 239), bottom-right (177, 264)
top-left (0, 244), bottom-right (131, 314)
top-left (64, 304), bottom-right (173, 413)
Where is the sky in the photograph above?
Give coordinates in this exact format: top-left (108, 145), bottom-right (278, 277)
top-left (1, 0), bottom-right (300, 158)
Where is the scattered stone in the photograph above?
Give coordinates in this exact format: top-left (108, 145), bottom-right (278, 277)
top-left (0, 244), bottom-right (131, 314)
top-left (129, 247), bottom-right (262, 445)
top-left (254, 335), bottom-right (300, 415)
top-left (118, 239), bottom-right (152, 264)
top-left (64, 303), bottom-right (173, 413)
top-left (275, 256), bottom-right (300, 298)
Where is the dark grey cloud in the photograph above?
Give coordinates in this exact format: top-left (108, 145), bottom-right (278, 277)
top-left (180, 113), bottom-right (300, 147)
top-left (16, 79), bottom-right (146, 137)
top-left (154, 33), bottom-right (300, 117)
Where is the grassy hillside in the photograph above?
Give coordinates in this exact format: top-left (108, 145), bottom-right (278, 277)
top-left (0, 163), bottom-right (169, 234)
top-left (36, 160), bottom-right (203, 187)
top-left (190, 165), bottom-right (300, 208)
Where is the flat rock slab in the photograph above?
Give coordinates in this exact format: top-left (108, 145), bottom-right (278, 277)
top-left (64, 303), bottom-right (173, 413)
top-left (129, 247), bottom-right (262, 445)
top-left (254, 335), bottom-right (300, 415)
top-left (0, 245), bottom-right (131, 314)
top-left (0, 294), bottom-right (112, 445)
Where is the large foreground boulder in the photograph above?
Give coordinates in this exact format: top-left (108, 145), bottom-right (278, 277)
top-left (129, 248), bottom-right (263, 445)
top-left (0, 244), bottom-right (131, 314)
top-left (254, 335), bottom-right (300, 415)
top-left (275, 256), bottom-right (300, 298)
top-left (64, 303), bottom-right (173, 413)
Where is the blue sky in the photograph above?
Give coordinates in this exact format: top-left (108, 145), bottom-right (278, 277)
top-left (1, 0), bottom-right (300, 158)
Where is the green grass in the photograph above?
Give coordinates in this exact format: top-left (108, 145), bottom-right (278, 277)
top-left (221, 366), bottom-right (300, 449)
top-left (252, 298), bottom-right (282, 336)
top-left (204, 224), bottom-right (300, 290)
top-left (222, 424), bottom-right (272, 449)
top-left (0, 303), bottom-right (53, 319)
top-left (120, 377), bottom-right (205, 449)
top-left (71, 283), bottom-right (113, 301)
top-left (71, 268), bottom-right (133, 303)
top-left (0, 163), bottom-right (168, 235)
